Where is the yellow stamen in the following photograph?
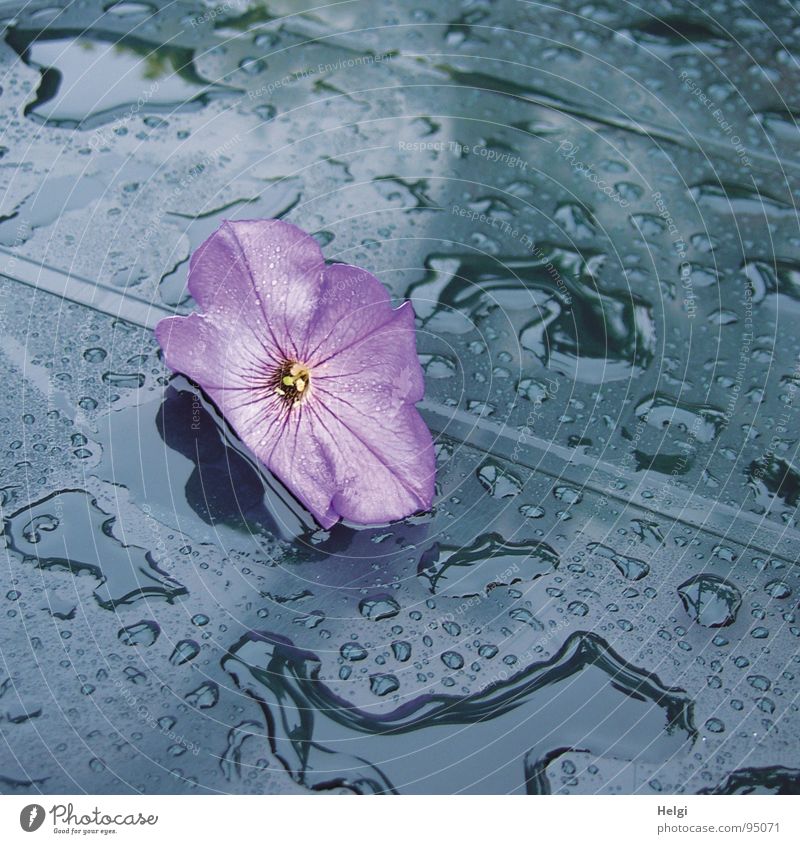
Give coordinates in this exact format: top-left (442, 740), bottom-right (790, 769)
top-left (272, 360), bottom-right (312, 406)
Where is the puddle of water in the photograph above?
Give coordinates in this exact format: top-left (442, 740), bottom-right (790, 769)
top-left (224, 630), bottom-right (696, 793)
top-left (0, 173), bottom-right (107, 246)
top-left (3, 489), bottom-right (187, 609)
top-left (407, 250), bottom-right (655, 383)
top-left (418, 533), bottom-right (559, 597)
top-left (6, 28), bottom-right (235, 128)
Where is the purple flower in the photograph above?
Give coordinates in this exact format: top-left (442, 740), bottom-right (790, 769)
top-left (155, 219), bottom-right (435, 528)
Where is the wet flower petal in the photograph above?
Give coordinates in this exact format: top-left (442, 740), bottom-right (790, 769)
top-left (154, 313), bottom-right (268, 391)
top-left (302, 263), bottom-right (410, 364)
top-left (185, 218), bottom-right (326, 360)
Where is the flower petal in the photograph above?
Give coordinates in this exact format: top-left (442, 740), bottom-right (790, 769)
top-left (264, 410), bottom-right (340, 528)
top-left (306, 302), bottom-right (435, 521)
top-left (313, 302), bottom-right (425, 403)
top-left (194, 385), bottom-right (342, 528)
top-left (241, 399), bottom-right (431, 527)
top-left (187, 219), bottom-right (326, 360)
top-left (155, 313), bottom-right (266, 391)
top-left (302, 263), bottom-right (398, 365)
top-left (307, 395), bottom-right (435, 524)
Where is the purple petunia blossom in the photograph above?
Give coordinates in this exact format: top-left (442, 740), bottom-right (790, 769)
top-left (155, 219), bottom-right (435, 528)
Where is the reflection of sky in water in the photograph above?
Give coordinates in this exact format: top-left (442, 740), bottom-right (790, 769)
top-left (19, 37), bottom-right (224, 127)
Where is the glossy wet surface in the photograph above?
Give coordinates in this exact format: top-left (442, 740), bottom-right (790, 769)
top-left (1, 0), bottom-right (799, 794)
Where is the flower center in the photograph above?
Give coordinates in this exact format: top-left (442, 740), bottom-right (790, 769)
top-left (273, 360), bottom-right (311, 406)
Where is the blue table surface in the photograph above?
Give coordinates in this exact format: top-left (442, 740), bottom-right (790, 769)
top-left (1, 0), bottom-right (799, 794)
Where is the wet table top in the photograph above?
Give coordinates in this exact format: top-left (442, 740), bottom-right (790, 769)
top-left (1, 0), bottom-right (799, 794)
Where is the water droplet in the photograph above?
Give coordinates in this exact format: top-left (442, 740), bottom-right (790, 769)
top-left (509, 608), bottom-right (545, 630)
top-left (588, 543), bottom-right (650, 580)
top-left (554, 485), bottom-right (583, 505)
top-left (102, 371), bottom-right (145, 388)
top-left (765, 580), bottom-right (792, 599)
top-left (748, 675), bottom-right (771, 692)
top-left (442, 620), bottom-right (461, 636)
top-left (369, 673), bottom-right (400, 696)
top-left (340, 642), bottom-right (368, 661)
top-left (635, 394), bottom-right (725, 443)
top-left (477, 463), bottom-right (522, 498)
top-left (419, 354), bottom-right (456, 378)
top-left (118, 620), bottom-right (160, 647)
top-left (359, 595), bottom-right (400, 621)
top-left (441, 651), bottom-right (464, 670)
top-left (391, 641), bottom-right (412, 662)
top-left (678, 575), bottom-right (742, 627)
top-left (239, 57), bottom-right (266, 75)
top-left (185, 682), bottom-right (219, 709)
top-left (83, 347), bottom-right (107, 362)
top-left (169, 639), bottom-right (200, 666)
